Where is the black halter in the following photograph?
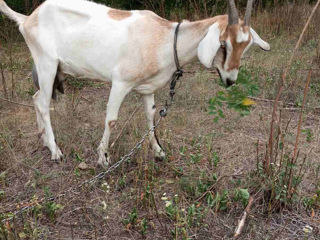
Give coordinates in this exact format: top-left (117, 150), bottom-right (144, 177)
top-left (159, 22), bottom-right (183, 117)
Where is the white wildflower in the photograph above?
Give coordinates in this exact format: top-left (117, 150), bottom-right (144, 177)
top-left (303, 225), bottom-right (313, 233)
top-left (165, 201), bottom-right (172, 207)
top-left (101, 183), bottom-right (111, 193)
top-left (101, 201), bottom-right (107, 210)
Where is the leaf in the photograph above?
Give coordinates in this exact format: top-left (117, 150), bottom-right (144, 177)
top-left (239, 189), bottom-right (250, 200)
top-left (165, 179), bottom-right (175, 184)
top-left (19, 232), bottom-right (27, 239)
top-left (311, 208), bottom-right (315, 219)
top-left (241, 98), bottom-right (256, 106)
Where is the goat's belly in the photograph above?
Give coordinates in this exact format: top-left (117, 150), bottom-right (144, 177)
top-left (59, 60), bottom-right (110, 82)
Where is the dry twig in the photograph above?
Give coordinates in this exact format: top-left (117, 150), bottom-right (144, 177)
top-left (287, 70), bottom-right (312, 198)
top-left (234, 196), bottom-right (254, 238)
top-left (110, 104), bottom-right (142, 149)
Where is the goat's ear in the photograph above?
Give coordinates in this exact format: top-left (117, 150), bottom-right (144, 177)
top-left (250, 28), bottom-right (270, 51)
top-left (197, 23), bottom-right (221, 68)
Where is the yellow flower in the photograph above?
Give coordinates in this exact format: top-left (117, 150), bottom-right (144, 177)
top-left (242, 98), bottom-right (256, 106)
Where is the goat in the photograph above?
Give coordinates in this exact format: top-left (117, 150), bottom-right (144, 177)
top-left (0, 0), bottom-right (270, 167)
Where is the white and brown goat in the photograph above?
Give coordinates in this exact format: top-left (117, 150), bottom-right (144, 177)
top-left (0, 0), bottom-right (270, 166)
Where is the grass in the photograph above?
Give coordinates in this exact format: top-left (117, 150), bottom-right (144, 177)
top-left (1, 5), bottom-right (320, 239)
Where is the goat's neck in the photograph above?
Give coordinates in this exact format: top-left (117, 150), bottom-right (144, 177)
top-left (176, 16), bottom-right (224, 66)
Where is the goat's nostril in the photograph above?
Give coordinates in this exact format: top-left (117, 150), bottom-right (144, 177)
top-left (226, 78), bottom-right (235, 87)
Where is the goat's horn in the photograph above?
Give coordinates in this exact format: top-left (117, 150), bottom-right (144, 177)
top-left (244, 0), bottom-right (254, 26)
top-left (228, 0), bottom-right (239, 25)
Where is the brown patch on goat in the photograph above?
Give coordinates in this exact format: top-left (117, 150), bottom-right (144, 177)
top-left (108, 120), bottom-right (117, 129)
top-left (119, 14), bottom-right (172, 82)
top-left (226, 25), bottom-right (251, 70)
top-left (108, 9), bottom-right (132, 20)
top-left (140, 11), bottom-right (172, 28)
top-left (190, 15), bottom-right (228, 36)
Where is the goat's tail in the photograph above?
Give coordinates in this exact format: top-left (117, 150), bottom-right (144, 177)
top-left (0, 0), bottom-right (27, 25)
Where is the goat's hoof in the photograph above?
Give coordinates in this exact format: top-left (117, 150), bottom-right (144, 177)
top-left (155, 149), bottom-right (166, 160)
top-left (97, 153), bottom-right (110, 169)
top-left (97, 160), bottom-right (109, 169)
top-left (51, 148), bottom-right (63, 161)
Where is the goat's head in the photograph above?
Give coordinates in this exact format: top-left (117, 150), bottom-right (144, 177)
top-left (198, 0), bottom-right (270, 87)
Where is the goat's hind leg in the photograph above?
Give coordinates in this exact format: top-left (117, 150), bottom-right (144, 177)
top-left (33, 59), bottom-right (63, 160)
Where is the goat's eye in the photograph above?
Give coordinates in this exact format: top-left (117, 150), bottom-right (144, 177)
top-left (220, 41), bottom-right (226, 49)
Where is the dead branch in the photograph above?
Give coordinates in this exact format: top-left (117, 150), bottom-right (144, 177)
top-left (110, 104), bottom-right (142, 149)
top-left (234, 196), bottom-right (254, 238)
top-left (287, 70), bottom-right (312, 198)
top-left (292, 70), bottom-right (312, 161)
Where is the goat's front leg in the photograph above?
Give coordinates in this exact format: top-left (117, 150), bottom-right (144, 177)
top-left (143, 94), bottom-right (165, 159)
top-left (97, 82), bottom-right (131, 167)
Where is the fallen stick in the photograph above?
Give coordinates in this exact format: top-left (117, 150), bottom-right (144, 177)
top-left (234, 196), bottom-right (254, 238)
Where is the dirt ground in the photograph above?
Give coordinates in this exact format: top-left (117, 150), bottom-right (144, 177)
top-left (0, 21), bottom-right (320, 240)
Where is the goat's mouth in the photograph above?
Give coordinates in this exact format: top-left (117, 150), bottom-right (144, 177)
top-left (215, 68), bottom-right (236, 88)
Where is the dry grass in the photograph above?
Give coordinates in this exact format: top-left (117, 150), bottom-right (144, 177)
top-left (1, 3), bottom-right (320, 239)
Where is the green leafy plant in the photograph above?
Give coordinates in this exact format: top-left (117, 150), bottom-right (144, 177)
top-left (190, 153), bottom-right (202, 164)
top-left (234, 188), bottom-right (250, 207)
top-left (43, 187), bottom-right (63, 221)
top-left (209, 67), bottom-right (259, 122)
top-left (207, 190), bottom-right (230, 211)
top-left (123, 207), bottom-right (138, 226)
top-left (302, 189), bottom-right (320, 209)
top-left (162, 194), bottom-right (204, 239)
top-left (301, 129), bottom-right (313, 143)
top-left (140, 218), bottom-right (148, 236)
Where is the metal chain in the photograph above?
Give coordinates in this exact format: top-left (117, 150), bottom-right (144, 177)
top-left (85, 116), bottom-right (163, 184)
top-left (1, 21), bottom-right (184, 224)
